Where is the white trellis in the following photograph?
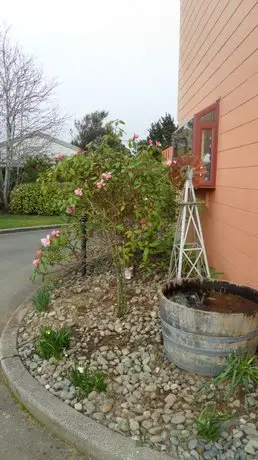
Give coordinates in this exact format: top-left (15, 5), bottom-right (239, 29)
top-left (168, 168), bottom-right (210, 281)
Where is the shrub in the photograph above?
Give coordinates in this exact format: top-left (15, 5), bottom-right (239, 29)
top-left (10, 182), bottom-right (62, 215)
top-left (70, 366), bottom-right (107, 397)
top-left (35, 326), bottom-right (70, 359)
top-left (22, 155), bottom-right (54, 183)
top-left (32, 123), bottom-right (179, 316)
top-left (33, 285), bottom-right (51, 312)
top-left (11, 183), bottom-right (39, 214)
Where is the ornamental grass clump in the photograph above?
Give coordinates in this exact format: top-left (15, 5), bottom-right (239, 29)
top-left (194, 404), bottom-right (231, 441)
top-left (210, 351), bottom-right (258, 398)
top-left (33, 285), bottom-right (51, 313)
top-left (35, 326), bottom-right (70, 360)
top-left (70, 366), bottom-right (107, 397)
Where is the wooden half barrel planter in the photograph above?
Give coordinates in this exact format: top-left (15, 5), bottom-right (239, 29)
top-left (159, 279), bottom-right (258, 376)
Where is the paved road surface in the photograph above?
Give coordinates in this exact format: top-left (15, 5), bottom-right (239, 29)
top-left (0, 230), bottom-right (86, 460)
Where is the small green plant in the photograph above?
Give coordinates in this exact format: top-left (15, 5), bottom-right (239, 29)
top-left (209, 266), bottom-right (224, 280)
top-left (35, 326), bottom-right (70, 359)
top-left (33, 285), bottom-right (51, 312)
top-left (210, 351), bottom-right (258, 398)
top-left (195, 404), bottom-right (231, 441)
top-left (70, 366), bottom-right (107, 397)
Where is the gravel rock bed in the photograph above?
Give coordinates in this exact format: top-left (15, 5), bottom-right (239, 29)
top-left (18, 273), bottom-right (258, 459)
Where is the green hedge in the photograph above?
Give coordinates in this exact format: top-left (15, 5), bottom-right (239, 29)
top-left (10, 183), bottom-right (62, 215)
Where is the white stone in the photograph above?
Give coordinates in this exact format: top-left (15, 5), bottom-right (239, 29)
top-left (171, 415), bottom-right (186, 425)
top-left (149, 435), bottom-right (163, 443)
top-left (249, 438), bottom-right (258, 449)
top-left (97, 355), bottom-right (108, 366)
top-left (245, 443), bottom-right (256, 455)
top-left (232, 429), bottom-right (244, 439)
top-left (100, 401), bottom-right (113, 413)
top-left (164, 393), bottom-right (177, 409)
top-left (188, 439), bottom-right (198, 450)
top-left (142, 420), bottom-right (153, 430)
top-left (145, 383), bottom-right (157, 392)
top-left (129, 419), bottom-right (139, 431)
top-left (232, 399), bottom-right (241, 407)
top-left (74, 403), bottom-right (82, 411)
top-left (171, 384), bottom-right (178, 390)
top-left (88, 391), bottom-right (98, 401)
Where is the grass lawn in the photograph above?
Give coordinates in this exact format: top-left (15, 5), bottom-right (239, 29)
top-left (0, 214), bottom-right (65, 230)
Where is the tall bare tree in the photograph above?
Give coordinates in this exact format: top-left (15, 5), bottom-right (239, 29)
top-left (0, 26), bottom-right (64, 209)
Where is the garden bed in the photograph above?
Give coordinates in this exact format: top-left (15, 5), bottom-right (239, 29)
top-left (18, 272), bottom-right (258, 460)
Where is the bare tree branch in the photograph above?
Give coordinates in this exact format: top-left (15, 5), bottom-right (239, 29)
top-left (0, 25), bottom-right (65, 208)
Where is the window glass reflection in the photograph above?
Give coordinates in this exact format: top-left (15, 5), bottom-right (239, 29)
top-left (172, 119), bottom-right (194, 157)
top-left (201, 128), bottom-right (212, 181)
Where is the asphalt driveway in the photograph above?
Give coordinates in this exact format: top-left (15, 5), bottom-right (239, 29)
top-left (0, 230), bottom-right (86, 460)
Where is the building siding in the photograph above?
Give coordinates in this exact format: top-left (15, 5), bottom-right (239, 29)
top-left (178, 0), bottom-right (258, 288)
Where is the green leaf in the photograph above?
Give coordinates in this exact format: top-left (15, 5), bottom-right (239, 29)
top-left (149, 240), bottom-right (160, 247)
top-left (143, 247), bottom-right (149, 262)
top-left (116, 224), bottom-right (124, 232)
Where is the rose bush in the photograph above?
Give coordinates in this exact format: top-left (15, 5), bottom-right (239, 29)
top-left (32, 123), bottom-right (178, 316)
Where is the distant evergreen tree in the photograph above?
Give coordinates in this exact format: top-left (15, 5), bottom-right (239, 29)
top-left (148, 113), bottom-right (178, 148)
top-left (71, 110), bottom-right (109, 149)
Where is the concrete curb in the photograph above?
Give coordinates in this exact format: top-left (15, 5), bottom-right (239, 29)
top-left (0, 302), bottom-right (170, 460)
top-left (0, 224), bottom-right (66, 235)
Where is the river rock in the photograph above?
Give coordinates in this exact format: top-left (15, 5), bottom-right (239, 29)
top-left (244, 443), bottom-right (255, 455)
top-left (164, 393), bottom-right (177, 408)
top-left (100, 401), bottom-right (113, 413)
top-left (74, 403), bottom-right (82, 411)
top-left (129, 419), bottom-right (139, 431)
top-left (171, 414), bottom-right (186, 425)
top-left (188, 439), bottom-right (198, 450)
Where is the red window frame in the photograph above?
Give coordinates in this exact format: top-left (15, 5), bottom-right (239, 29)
top-left (164, 100), bottom-right (220, 188)
top-left (193, 100), bottom-right (220, 188)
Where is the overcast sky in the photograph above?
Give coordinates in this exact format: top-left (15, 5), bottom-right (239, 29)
top-left (2, 0), bottom-right (180, 142)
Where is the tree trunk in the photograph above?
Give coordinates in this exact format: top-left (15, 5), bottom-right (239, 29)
top-left (115, 257), bottom-right (127, 317)
top-left (0, 166), bottom-right (4, 208)
top-left (3, 123), bottom-right (12, 210)
top-left (3, 166), bottom-right (10, 209)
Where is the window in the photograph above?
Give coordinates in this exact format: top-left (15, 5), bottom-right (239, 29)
top-left (200, 128), bottom-right (212, 181)
top-left (172, 119), bottom-right (194, 158)
top-left (200, 110), bottom-right (216, 122)
top-left (194, 101), bottom-right (219, 188)
top-left (170, 101), bottom-right (219, 188)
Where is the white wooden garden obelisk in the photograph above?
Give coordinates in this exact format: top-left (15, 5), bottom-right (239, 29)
top-left (168, 168), bottom-right (210, 281)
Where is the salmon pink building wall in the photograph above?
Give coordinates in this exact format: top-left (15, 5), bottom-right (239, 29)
top-left (178, 0), bottom-right (258, 288)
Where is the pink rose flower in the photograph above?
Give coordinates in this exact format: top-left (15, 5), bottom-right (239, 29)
top-left (57, 152), bottom-right (63, 161)
top-left (51, 230), bottom-right (60, 238)
top-left (74, 188), bottom-right (83, 196)
top-left (132, 133), bottom-right (139, 141)
top-left (155, 141), bottom-right (161, 147)
top-left (66, 205), bottom-right (75, 214)
top-left (148, 139), bottom-right (153, 145)
top-left (101, 172), bottom-right (112, 181)
top-left (36, 249), bottom-right (43, 258)
top-left (165, 159), bottom-right (172, 167)
top-left (96, 179), bottom-right (106, 189)
top-left (75, 149), bottom-right (82, 155)
top-left (41, 235), bottom-right (51, 247)
top-left (33, 258), bottom-right (40, 267)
